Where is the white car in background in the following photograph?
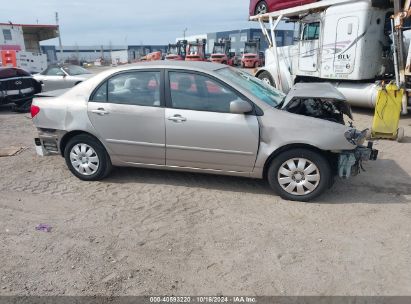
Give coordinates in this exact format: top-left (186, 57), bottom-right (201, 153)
top-left (34, 64), bottom-right (94, 92)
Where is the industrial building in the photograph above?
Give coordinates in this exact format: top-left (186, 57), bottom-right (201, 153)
top-left (41, 44), bottom-right (168, 65)
top-left (47, 45), bottom-right (127, 65)
top-left (40, 27), bottom-right (294, 66)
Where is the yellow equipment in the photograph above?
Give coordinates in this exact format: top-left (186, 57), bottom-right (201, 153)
top-left (371, 82), bottom-right (405, 142)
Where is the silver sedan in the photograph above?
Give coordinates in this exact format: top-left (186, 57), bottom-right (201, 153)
top-left (31, 61), bottom-right (377, 201)
top-left (33, 64), bottom-right (94, 92)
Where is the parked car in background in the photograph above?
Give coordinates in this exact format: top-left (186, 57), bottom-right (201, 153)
top-left (0, 67), bottom-right (42, 112)
top-left (250, 0), bottom-right (318, 15)
top-left (31, 61), bottom-right (377, 202)
top-left (33, 64), bottom-right (93, 92)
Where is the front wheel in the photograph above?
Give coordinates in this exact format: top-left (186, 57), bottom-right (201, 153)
top-left (64, 134), bottom-right (112, 181)
top-left (267, 149), bottom-right (332, 202)
top-left (257, 71), bottom-right (275, 87)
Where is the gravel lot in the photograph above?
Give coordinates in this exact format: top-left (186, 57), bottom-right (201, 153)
top-left (0, 104), bottom-right (410, 296)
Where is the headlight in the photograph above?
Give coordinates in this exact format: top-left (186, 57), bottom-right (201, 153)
top-left (344, 128), bottom-right (368, 146)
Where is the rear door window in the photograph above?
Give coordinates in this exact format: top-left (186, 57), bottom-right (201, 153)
top-left (91, 71), bottom-right (161, 107)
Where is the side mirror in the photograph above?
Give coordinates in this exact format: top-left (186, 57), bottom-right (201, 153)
top-left (230, 99), bottom-right (253, 114)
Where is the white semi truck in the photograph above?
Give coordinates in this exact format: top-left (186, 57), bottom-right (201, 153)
top-left (251, 0), bottom-right (411, 114)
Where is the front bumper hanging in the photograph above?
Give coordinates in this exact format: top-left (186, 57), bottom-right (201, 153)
top-left (338, 142), bottom-right (378, 179)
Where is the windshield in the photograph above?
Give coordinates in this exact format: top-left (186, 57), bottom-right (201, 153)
top-left (217, 68), bottom-right (285, 108)
top-left (188, 46), bottom-right (199, 55)
top-left (213, 45), bottom-right (225, 54)
top-left (0, 68), bottom-right (30, 79)
top-left (168, 46), bottom-right (178, 55)
top-left (244, 45), bottom-right (257, 54)
top-left (62, 65), bottom-right (91, 76)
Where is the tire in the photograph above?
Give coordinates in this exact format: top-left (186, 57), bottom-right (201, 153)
top-left (255, 0), bottom-right (268, 15)
top-left (64, 134), bottom-right (112, 181)
top-left (267, 148), bottom-right (332, 202)
top-left (13, 99), bottom-right (32, 113)
top-left (258, 71), bottom-right (275, 87)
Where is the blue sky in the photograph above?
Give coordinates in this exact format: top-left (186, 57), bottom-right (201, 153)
top-left (1, 0), bottom-right (273, 45)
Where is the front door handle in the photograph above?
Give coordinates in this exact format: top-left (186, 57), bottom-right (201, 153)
top-left (91, 108), bottom-right (109, 116)
top-left (168, 115), bottom-right (187, 123)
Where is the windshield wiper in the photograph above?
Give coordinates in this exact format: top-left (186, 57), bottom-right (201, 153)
top-left (275, 97), bottom-right (286, 109)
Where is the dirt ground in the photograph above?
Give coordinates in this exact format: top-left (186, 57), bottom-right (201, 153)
top-left (0, 104), bottom-right (410, 296)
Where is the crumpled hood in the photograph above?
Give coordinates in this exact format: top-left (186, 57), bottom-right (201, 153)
top-left (281, 82), bottom-right (353, 122)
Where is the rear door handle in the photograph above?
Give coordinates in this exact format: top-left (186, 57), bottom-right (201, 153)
top-left (91, 108), bottom-right (109, 116)
top-left (168, 115), bottom-right (187, 122)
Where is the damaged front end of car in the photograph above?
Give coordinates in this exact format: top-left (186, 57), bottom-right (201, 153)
top-left (281, 83), bottom-right (353, 125)
top-left (281, 83), bottom-right (379, 179)
top-left (338, 130), bottom-right (379, 179)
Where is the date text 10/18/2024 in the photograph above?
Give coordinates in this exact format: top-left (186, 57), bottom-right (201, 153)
top-left (149, 296), bottom-right (257, 303)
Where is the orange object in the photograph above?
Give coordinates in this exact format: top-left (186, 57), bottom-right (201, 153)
top-left (1, 50), bottom-right (17, 67)
top-left (146, 51), bottom-right (162, 61)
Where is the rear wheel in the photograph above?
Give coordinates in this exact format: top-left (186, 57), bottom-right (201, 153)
top-left (64, 134), bottom-right (112, 181)
top-left (255, 0), bottom-right (268, 15)
top-left (267, 149), bottom-right (332, 202)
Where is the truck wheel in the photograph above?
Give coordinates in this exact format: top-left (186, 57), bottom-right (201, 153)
top-left (255, 0), bottom-right (268, 15)
top-left (267, 149), bottom-right (332, 202)
top-left (258, 71), bottom-right (274, 87)
top-left (64, 134), bottom-right (112, 181)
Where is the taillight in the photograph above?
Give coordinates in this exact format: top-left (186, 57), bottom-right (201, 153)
top-left (31, 105), bottom-right (40, 118)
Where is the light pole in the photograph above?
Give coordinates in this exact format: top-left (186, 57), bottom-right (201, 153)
top-left (55, 12), bottom-right (63, 60)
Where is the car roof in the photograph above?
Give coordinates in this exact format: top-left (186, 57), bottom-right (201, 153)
top-left (111, 61), bottom-right (227, 72)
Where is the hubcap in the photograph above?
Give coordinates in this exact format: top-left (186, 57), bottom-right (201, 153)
top-left (70, 143), bottom-right (100, 176)
top-left (277, 158), bottom-right (321, 196)
top-left (256, 3), bottom-right (268, 14)
top-left (262, 77), bottom-right (271, 85)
